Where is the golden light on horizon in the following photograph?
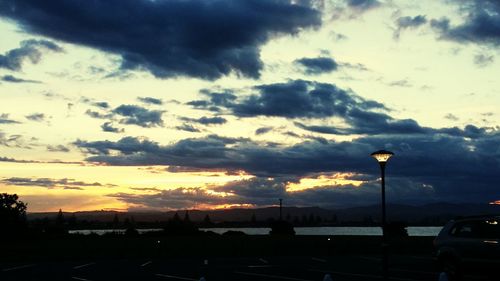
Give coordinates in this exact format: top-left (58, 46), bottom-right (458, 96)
top-left (286, 172), bottom-right (365, 192)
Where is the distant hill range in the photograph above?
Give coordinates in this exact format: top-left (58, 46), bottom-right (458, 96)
top-left (27, 203), bottom-right (500, 226)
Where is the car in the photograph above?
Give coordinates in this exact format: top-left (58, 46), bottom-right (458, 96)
top-left (434, 215), bottom-right (500, 280)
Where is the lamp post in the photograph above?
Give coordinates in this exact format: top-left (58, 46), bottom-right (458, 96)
top-left (371, 149), bottom-right (394, 281)
top-left (279, 198), bottom-right (283, 221)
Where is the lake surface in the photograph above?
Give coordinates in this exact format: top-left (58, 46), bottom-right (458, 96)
top-left (69, 226), bottom-right (442, 236)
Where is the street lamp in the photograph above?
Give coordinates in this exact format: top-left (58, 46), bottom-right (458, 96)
top-left (371, 149), bottom-right (394, 281)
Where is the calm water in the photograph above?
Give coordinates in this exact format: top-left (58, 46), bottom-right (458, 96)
top-left (69, 226), bottom-right (442, 236)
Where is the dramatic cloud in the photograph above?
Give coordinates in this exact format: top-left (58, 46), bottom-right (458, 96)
top-left (346, 0), bottom-right (380, 11)
top-left (0, 0), bottom-right (321, 80)
top-left (175, 124), bottom-right (202, 133)
top-left (394, 15), bottom-right (427, 39)
top-left (101, 122), bottom-right (124, 133)
top-left (190, 80), bottom-right (387, 119)
top-left (113, 105), bottom-right (164, 127)
top-left (432, 1), bottom-right (500, 46)
top-left (1, 177), bottom-right (108, 190)
top-left (255, 127), bottom-right (274, 135)
top-left (0, 131), bottom-right (28, 148)
top-left (85, 110), bottom-right (112, 120)
top-left (138, 97), bottom-right (163, 105)
top-left (25, 113), bottom-right (45, 122)
top-left (0, 39), bottom-right (63, 71)
top-left (0, 113), bottom-right (20, 124)
top-left (189, 80), bottom-right (440, 136)
top-left (108, 187), bottom-right (235, 210)
top-left (108, 176), bottom-right (441, 209)
top-left (179, 116), bottom-right (227, 126)
top-left (473, 53), bottom-right (494, 67)
top-left (92, 102), bottom-right (110, 109)
top-left (74, 121), bottom-right (500, 204)
top-left (1, 75), bottom-right (41, 83)
top-left (295, 57), bottom-right (338, 74)
top-left (47, 145), bottom-right (70, 152)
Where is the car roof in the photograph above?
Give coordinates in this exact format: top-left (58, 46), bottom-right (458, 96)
top-left (452, 215), bottom-right (500, 222)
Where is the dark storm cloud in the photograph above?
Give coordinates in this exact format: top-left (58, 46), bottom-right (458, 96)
top-left (1, 75), bottom-right (41, 83)
top-left (295, 57), bottom-right (338, 74)
top-left (294, 122), bottom-right (348, 135)
top-left (0, 0), bottom-right (321, 80)
top-left (112, 105), bottom-right (164, 128)
top-left (101, 122), bottom-right (124, 133)
top-left (190, 80), bottom-right (387, 119)
top-left (25, 113), bottom-right (45, 122)
top-left (179, 116), bottom-right (227, 126)
top-left (0, 39), bottom-right (63, 71)
top-left (394, 15), bottom-right (427, 39)
top-left (431, 1), bottom-right (500, 46)
top-left (1, 177), bottom-right (106, 190)
top-left (75, 124), bottom-right (500, 204)
top-left (138, 97), bottom-right (163, 105)
top-left (108, 176), bottom-right (439, 209)
top-left (190, 80), bottom-right (436, 136)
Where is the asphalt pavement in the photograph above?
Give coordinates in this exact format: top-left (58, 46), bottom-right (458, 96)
top-left (0, 255), bottom-right (490, 281)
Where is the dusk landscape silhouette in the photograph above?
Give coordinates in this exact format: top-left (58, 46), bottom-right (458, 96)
top-left (1, 0), bottom-right (499, 280)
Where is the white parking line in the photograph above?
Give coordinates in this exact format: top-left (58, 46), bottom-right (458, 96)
top-left (311, 257), bottom-right (327, 263)
top-left (73, 262), bottom-right (95, 270)
top-left (141, 261), bottom-right (153, 267)
top-left (235, 271), bottom-right (314, 281)
top-left (72, 277), bottom-right (93, 281)
top-left (2, 264), bottom-right (36, 272)
top-left (310, 269), bottom-right (429, 281)
top-left (259, 258), bottom-right (269, 264)
top-left (155, 273), bottom-right (199, 281)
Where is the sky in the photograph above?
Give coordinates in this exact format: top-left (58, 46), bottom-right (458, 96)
top-left (0, 0), bottom-right (499, 212)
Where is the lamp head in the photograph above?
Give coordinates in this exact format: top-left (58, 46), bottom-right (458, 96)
top-left (371, 150), bottom-right (394, 163)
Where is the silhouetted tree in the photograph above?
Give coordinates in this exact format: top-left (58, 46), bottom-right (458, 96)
top-left (56, 209), bottom-right (64, 226)
top-left (164, 211), bottom-right (198, 235)
top-left (172, 212), bottom-right (181, 222)
top-left (331, 214), bottom-right (338, 224)
top-left (250, 213), bottom-right (257, 224)
top-left (270, 220), bottom-right (295, 236)
top-left (315, 215), bottom-right (322, 224)
top-left (183, 210), bottom-right (191, 223)
top-left (68, 213), bottom-right (77, 229)
top-left (113, 213), bottom-right (120, 228)
top-left (308, 213), bottom-right (315, 225)
top-left (301, 215), bottom-right (307, 225)
top-left (0, 193), bottom-right (27, 236)
top-left (203, 214), bottom-right (212, 226)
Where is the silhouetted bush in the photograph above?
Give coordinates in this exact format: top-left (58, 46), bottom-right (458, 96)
top-left (0, 193), bottom-right (27, 237)
top-left (125, 227), bottom-right (139, 236)
top-left (163, 212), bottom-right (200, 235)
top-left (386, 222), bottom-right (408, 237)
top-left (269, 220), bottom-right (295, 236)
top-left (222, 230), bottom-right (246, 236)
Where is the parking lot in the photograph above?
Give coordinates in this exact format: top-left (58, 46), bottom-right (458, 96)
top-left (0, 254), bottom-right (491, 281)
